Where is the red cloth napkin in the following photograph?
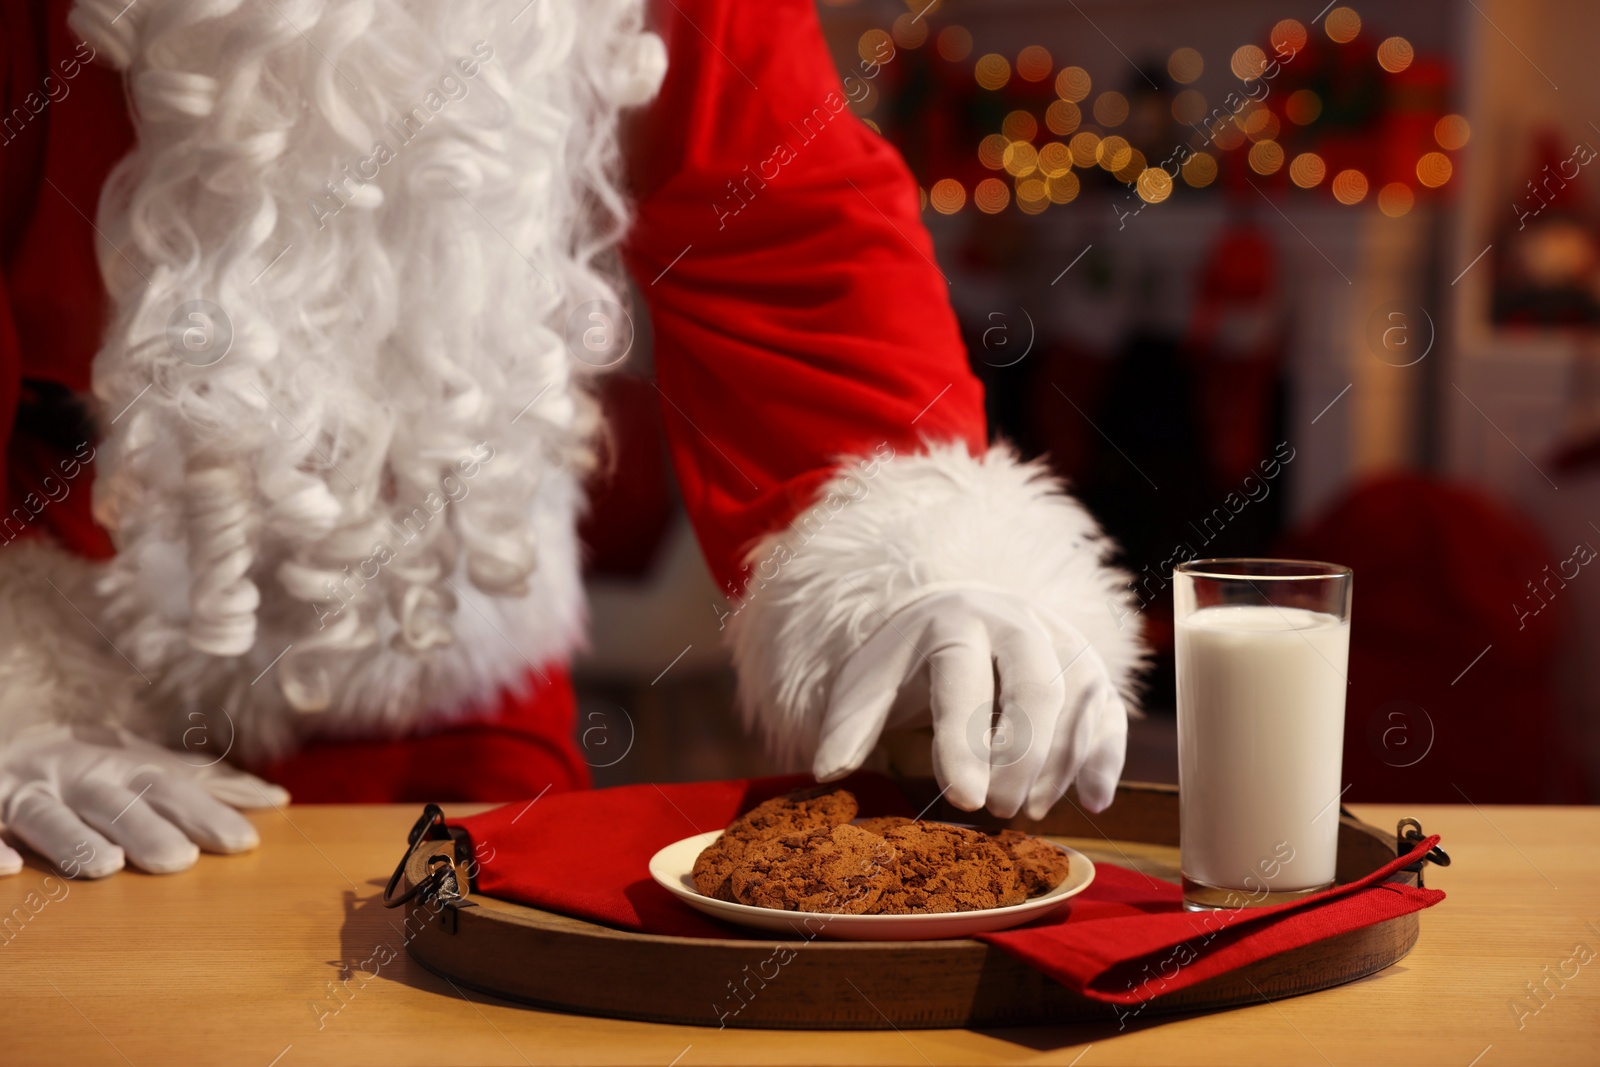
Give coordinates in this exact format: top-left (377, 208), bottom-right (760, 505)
top-left (452, 775), bottom-right (1444, 1003)
top-left (976, 836), bottom-right (1444, 1007)
top-left (455, 772), bottom-right (915, 939)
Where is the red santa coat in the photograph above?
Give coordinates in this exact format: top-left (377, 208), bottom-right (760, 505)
top-left (0, 0), bottom-right (1137, 801)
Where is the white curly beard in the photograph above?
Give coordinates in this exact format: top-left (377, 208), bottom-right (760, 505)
top-left (70, 0), bottom-right (664, 761)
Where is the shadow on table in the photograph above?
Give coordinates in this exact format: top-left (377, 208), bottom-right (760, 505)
top-left (331, 879), bottom-right (528, 1011)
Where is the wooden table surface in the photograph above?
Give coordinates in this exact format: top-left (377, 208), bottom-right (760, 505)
top-left (2, 801), bottom-right (1595, 1066)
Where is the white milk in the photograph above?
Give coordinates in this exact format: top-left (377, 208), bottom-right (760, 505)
top-left (1176, 604), bottom-right (1350, 894)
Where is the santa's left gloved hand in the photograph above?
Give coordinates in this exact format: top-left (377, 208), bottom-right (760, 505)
top-left (0, 724), bottom-right (287, 878)
top-left (813, 588), bottom-right (1127, 819)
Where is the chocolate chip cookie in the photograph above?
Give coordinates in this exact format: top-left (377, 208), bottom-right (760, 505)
top-left (729, 824), bottom-right (900, 914)
top-left (724, 785), bottom-right (859, 846)
top-left (873, 823), bottom-right (1025, 913)
top-left (691, 833), bottom-right (748, 902)
top-left (991, 829), bottom-right (1073, 896)
top-left (688, 786), bottom-right (1070, 917)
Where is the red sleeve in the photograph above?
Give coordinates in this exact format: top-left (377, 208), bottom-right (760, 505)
top-left (622, 0), bottom-right (986, 593)
top-left (0, 0), bottom-right (131, 558)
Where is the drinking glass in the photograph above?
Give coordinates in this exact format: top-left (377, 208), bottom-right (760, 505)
top-left (1174, 558), bottom-right (1353, 910)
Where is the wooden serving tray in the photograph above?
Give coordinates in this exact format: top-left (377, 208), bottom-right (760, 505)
top-left (392, 781), bottom-right (1434, 1030)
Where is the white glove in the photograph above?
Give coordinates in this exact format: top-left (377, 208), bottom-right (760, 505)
top-left (0, 725), bottom-right (289, 878)
top-left (814, 588), bottom-right (1127, 820)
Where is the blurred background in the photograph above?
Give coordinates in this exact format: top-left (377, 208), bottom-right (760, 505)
top-left (575, 0), bottom-right (1599, 805)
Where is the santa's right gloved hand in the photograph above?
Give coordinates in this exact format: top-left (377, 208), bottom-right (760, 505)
top-left (812, 588), bottom-right (1128, 820)
top-left (0, 724), bottom-right (288, 879)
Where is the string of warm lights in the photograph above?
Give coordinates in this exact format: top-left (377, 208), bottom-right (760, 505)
top-left (852, 4), bottom-right (1470, 217)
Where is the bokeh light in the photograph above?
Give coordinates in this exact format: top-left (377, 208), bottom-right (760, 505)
top-left (1231, 44), bottom-right (1268, 80)
top-left (1286, 89), bottom-right (1323, 125)
top-left (1248, 140), bottom-right (1284, 175)
top-left (1435, 114), bottom-right (1471, 150)
top-left (1326, 7), bottom-right (1361, 44)
top-left (1055, 66), bottom-right (1092, 103)
top-left (1137, 167), bottom-right (1174, 203)
top-left (1416, 151), bottom-right (1453, 187)
top-left (1182, 152), bottom-right (1218, 187)
top-left (1046, 99), bottom-right (1082, 136)
top-left (1332, 169), bottom-right (1369, 204)
top-left (1168, 47), bottom-right (1204, 83)
top-left (930, 178), bottom-right (966, 213)
top-left (1047, 171), bottom-right (1080, 204)
top-left (976, 53), bottom-right (1012, 90)
top-left (1003, 141), bottom-right (1039, 177)
top-left (1378, 182), bottom-right (1414, 217)
top-left (1212, 122), bottom-right (1246, 151)
top-left (1069, 131), bottom-right (1102, 167)
top-left (1377, 36), bottom-right (1414, 73)
top-left (858, 29), bottom-right (892, 64)
top-left (1017, 178), bottom-right (1049, 214)
top-left (978, 133), bottom-right (1009, 170)
top-left (1002, 109), bottom-right (1039, 142)
top-left (1114, 149), bottom-right (1147, 184)
top-left (937, 26), bottom-right (973, 62)
top-left (1097, 134), bottom-right (1132, 171)
top-left (1271, 19), bottom-right (1308, 56)
top-left (1289, 152), bottom-right (1326, 187)
top-left (1093, 91), bottom-right (1129, 127)
top-left (1017, 45), bottom-right (1053, 82)
top-left (975, 177), bottom-right (1011, 214)
top-left (1241, 105), bottom-right (1280, 142)
top-left (1038, 141), bottom-right (1073, 177)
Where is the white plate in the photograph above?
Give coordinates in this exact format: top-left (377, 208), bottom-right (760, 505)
top-left (648, 827), bottom-right (1095, 941)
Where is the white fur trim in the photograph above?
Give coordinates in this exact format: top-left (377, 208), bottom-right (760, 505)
top-left (726, 442), bottom-right (1148, 768)
top-left (0, 543), bottom-right (149, 747)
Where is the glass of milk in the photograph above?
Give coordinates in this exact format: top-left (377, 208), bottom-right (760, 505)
top-left (1174, 558), bottom-right (1352, 911)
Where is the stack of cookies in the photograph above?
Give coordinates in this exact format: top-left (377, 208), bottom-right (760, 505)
top-left (691, 786), bottom-right (1072, 915)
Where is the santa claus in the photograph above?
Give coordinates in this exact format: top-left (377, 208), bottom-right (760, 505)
top-left (0, 0), bottom-right (1144, 879)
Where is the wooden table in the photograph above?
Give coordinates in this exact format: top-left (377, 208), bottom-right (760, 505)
top-left (2, 802), bottom-right (1595, 1066)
